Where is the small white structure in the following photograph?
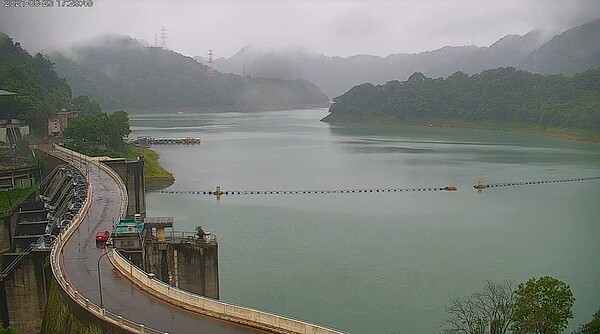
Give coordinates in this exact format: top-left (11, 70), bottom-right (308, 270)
top-left (48, 108), bottom-right (77, 137)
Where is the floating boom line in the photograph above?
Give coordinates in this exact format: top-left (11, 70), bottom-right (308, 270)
top-left (149, 185), bottom-right (458, 196)
top-left (147, 176), bottom-right (600, 197)
top-left (478, 176), bottom-right (600, 189)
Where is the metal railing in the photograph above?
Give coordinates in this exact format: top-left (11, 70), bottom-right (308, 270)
top-left (0, 242), bottom-right (34, 281)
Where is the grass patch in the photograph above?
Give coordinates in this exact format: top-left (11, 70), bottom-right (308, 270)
top-left (0, 148), bottom-right (14, 156)
top-left (124, 146), bottom-right (174, 190)
top-left (0, 187), bottom-right (36, 216)
top-left (63, 144), bottom-right (175, 190)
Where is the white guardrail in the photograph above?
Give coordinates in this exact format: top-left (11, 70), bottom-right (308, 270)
top-left (46, 145), bottom-right (164, 333)
top-left (46, 145), bottom-right (347, 334)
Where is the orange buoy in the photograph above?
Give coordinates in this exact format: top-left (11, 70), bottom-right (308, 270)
top-left (473, 180), bottom-right (487, 190)
top-left (213, 186), bottom-right (224, 196)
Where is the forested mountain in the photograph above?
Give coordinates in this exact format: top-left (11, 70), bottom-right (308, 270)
top-left (51, 53), bottom-right (137, 111)
top-left (521, 19), bottom-right (600, 75)
top-left (51, 35), bottom-right (329, 112)
top-left (322, 67), bottom-right (600, 131)
top-left (215, 19), bottom-right (600, 99)
top-left (0, 33), bottom-right (72, 132)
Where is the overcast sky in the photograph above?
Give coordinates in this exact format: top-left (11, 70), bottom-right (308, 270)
top-left (1, 0), bottom-right (599, 58)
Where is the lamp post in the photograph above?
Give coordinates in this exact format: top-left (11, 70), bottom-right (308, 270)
top-left (97, 249), bottom-right (112, 309)
top-left (4, 189), bottom-right (12, 207)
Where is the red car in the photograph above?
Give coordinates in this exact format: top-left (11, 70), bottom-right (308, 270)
top-left (95, 230), bottom-right (110, 242)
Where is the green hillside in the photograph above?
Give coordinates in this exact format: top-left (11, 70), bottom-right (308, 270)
top-left (323, 67), bottom-right (600, 134)
top-left (522, 19), bottom-right (600, 75)
top-left (0, 33), bottom-right (72, 133)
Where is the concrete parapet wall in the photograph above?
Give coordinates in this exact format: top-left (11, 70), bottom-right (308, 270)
top-left (46, 145), bottom-right (346, 334)
top-left (110, 251), bottom-right (346, 334)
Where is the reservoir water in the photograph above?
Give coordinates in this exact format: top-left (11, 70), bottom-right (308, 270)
top-left (130, 108), bottom-right (600, 334)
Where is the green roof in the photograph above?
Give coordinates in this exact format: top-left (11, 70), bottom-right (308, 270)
top-left (114, 218), bottom-right (143, 235)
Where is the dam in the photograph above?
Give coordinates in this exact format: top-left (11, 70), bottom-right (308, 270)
top-left (0, 145), bottom-right (346, 334)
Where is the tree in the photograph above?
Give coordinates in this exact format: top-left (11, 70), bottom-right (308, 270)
top-left (442, 281), bottom-right (516, 334)
top-left (0, 33), bottom-right (72, 134)
top-left (107, 110), bottom-right (131, 149)
top-left (511, 276), bottom-right (575, 334)
top-left (325, 67), bottom-right (600, 131)
top-left (195, 226), bottom-right (205, 239)
top-left (572, 309), bottom-right (600, 334)
top-left (72, 95), bottom-right (102, 116)
top-left (62, 110), bottom-right (131, 156)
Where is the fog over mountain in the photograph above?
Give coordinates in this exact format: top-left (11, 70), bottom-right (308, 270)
top-left (48, 34), bottom-right (329, 112)
top-left (213, 29), bottom-right (548, 98)
top-left (1, 0), bottom-right (599, 59)
top-left (213, 19), bottom-right (600, 98)
top-left (522, 18), bottom-right (600, 75)
top-left (1, 1), bottom-right (599, 102)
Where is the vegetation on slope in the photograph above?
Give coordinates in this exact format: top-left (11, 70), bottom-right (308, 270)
top-left (62, 110), bottom-right (130, 156)
top-left (443, 276), bottom-right (577, 334)
top-left (0, 33), bottom-right (72, 133)
top-left (0, 187), bottom-right (36, 217)
top-left (522, 18), bottom-right (600, 75)
top-left (0, 32), bottom-right (173, 189)
top-left (324, 67), bottom-right (600, 137)
top-left (216, 19), bottom-right (600, 100)
top-left (0, 32), bottom-right (108, 136)
top-left (62, 110), bottom-right (173, 189)
top-left (51, 35), bottom-right (330, 112)
top-left (124, 146), bottom-right (174, 190)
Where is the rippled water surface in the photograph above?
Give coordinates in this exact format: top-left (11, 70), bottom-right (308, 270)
top-left (130, 109), bottom-right (600, 334)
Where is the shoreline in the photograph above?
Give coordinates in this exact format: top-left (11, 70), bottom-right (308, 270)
top-left (321, 114), bottom-right (600, 142)
top-left (122, 103), bottom-right (332, 115)
top-left (125, 147), bottom-right (175, 190)
top-left (139, 111), bottom-right (599, 191)
top-left (145, 176), bottom-right (175, 191)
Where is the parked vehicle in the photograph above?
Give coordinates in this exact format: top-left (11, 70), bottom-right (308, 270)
top-left (95, 230), bottom-right (110, 242)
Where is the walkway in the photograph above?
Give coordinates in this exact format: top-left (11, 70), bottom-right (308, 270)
top-left (50, 148), bottom-right (267, 334)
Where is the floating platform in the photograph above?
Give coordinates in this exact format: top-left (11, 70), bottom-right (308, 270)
top-left (134, 136), bottom-right (201, 145)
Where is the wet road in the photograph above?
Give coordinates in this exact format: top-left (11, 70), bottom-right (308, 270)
top-left (55, 152), bottom-right (267, 334)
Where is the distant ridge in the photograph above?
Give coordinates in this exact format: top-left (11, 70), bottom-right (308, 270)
top-left (50, 35), bottom-right (329, 112)
top-left (215, 19), bottom-right (600, 98)
top-left (521, 19), bottom-right (600, 75)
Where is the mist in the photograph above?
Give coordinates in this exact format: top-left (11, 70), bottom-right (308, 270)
top-left (1, 0), bottom-right (599, 59)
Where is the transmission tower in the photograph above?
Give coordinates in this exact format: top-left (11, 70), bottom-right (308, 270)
top-left (160, 26), bottom-right (167, 49)
top-left (207, 49), bottom-right (215, 73)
